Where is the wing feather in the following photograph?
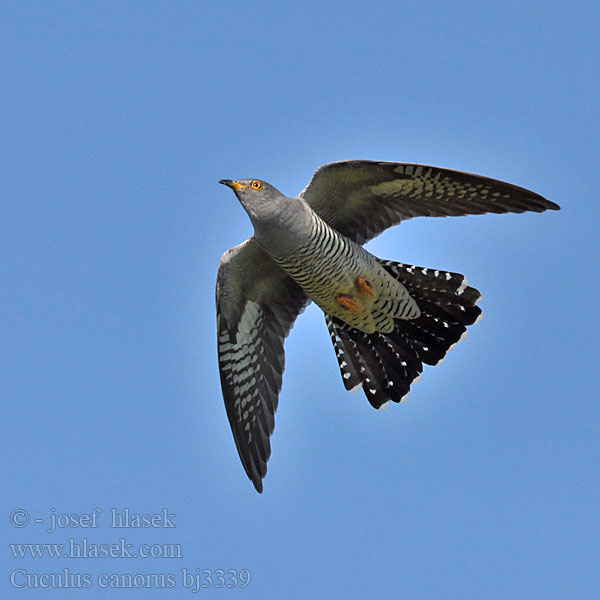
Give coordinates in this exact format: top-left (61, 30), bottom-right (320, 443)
top-left (300, 160), bottom-right (559, 244)
top-left (216, 238), bottom-right (309, 492)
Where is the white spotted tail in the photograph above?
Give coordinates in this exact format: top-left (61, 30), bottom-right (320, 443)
top-left (326, 259), bottom-right (483, 409)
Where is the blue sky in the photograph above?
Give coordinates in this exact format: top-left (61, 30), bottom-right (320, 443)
top-left (2, 1), bottom-right (598, 598)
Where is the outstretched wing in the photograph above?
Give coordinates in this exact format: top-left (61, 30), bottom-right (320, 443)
top-left (300, 160), bottom-right (560, 245)
top-left (216, 238), bottom-right (309, 492)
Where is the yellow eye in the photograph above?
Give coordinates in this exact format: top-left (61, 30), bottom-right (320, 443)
top-left (251, 180), bottom-right (263, 190)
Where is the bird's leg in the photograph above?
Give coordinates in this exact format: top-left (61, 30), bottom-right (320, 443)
top-left (336, 295), bottom-right (360, 313)
top-left (356, 276), bottom-right (375, 298)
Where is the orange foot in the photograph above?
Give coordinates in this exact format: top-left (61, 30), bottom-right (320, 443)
top-left (356, 276), bottom-right (375, 298)
top-left (336, 295), bottom-right (360, 313)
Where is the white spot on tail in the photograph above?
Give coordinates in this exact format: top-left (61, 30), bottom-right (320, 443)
top-left (474, 311), bottom-right (484, 324)
top-left (378, 401), bottom-right (390, 411)
top-left (400, 390), bottom-right (410, 403)
top-left (349, 382), bottom-right (361, 393)
top-left (457, 277), bottom-right (469, 295)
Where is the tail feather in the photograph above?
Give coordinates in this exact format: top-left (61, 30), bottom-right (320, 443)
top-left (327, 315), bottom-right (420, 408)
top-left (327, 260), bottom-right (483, 409)
top-left (326, 320), bottom-right (362, 391)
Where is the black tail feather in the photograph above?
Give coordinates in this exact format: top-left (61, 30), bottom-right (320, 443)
top-left (327, 315), bottom-right (420, 408)
top-left (327, 260), bottom-right (483, 409)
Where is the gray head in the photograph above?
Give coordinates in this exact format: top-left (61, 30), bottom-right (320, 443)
top-left (219, 178), bottom-right (312, 258)
top-left (218, 179), bottom-right (286, 223)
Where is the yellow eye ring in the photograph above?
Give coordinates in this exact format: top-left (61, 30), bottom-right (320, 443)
top-left (251, 180), bottom-right (263, 190)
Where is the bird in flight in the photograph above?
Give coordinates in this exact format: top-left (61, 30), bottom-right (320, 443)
top-left (216, 160), bottom-right (559, 492)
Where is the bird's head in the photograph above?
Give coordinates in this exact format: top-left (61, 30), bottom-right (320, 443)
top-left (219, 178), bottom-right (287, 222)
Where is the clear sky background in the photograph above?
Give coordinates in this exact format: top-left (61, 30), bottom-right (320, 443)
top-left (2, 1), bottom-right (599, 598)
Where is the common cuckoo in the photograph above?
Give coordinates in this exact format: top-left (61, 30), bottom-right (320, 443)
top-left (216, 160), bottom-right (559, 492)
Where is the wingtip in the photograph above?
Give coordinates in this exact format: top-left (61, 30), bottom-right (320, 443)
top-left (530, 194), bottom-right (560, 212)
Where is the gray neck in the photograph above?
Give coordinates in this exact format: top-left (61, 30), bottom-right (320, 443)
top-left (250, 198), bottom-right (313, 260)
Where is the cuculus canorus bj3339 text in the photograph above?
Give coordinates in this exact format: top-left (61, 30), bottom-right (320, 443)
top-left (216, 160), bottom-right (560, 492)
